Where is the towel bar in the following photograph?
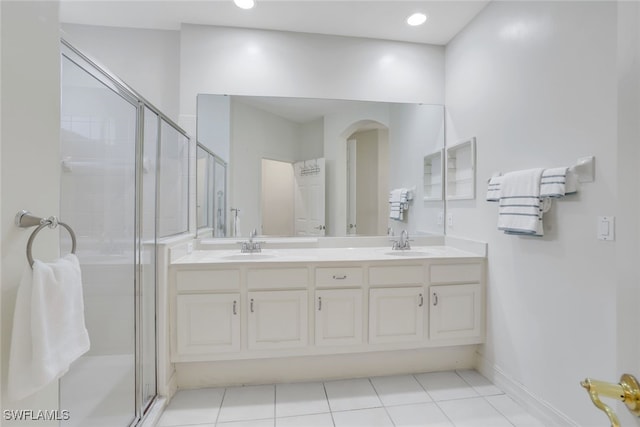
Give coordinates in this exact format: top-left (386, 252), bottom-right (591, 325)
top-left (15, 210), bottom-right (77, 268)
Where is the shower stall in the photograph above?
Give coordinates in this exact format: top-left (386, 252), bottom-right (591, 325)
top-left (58, 41), bottom-right (189, 426)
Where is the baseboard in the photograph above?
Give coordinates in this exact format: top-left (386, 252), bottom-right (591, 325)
top-left (475, 352), bottom-right (578, 426)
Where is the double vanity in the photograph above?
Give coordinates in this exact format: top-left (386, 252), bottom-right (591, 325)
top-left (169, 239), bottom-right (486, 365)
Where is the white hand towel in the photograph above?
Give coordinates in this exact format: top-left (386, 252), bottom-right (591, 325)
top-left (497, 168), bottom-right (545, 236)
top-left (8, 254), bottom-right (90, 401)
top-left (540, 167), bottom-right (569, 198)
top-left (486, 175), bottom-right (503, 201)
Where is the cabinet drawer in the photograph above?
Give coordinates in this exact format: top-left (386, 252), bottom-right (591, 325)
top-left (316, 267), bottom-right (363, 287)
top-left (247, 268), bottom-right (308, 290)
top-left (176, 269), bottom-right (240, 292)
top-left (369, 265), bottom-right (424, 286)
top-left (429, 263), bottom-right (483, 284)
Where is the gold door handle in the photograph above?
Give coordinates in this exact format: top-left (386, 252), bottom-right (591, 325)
top-left (580, 374), bottom-right (640, 427)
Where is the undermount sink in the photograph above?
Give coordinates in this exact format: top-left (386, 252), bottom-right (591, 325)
top-left (384, 251), bottom-right (432, 257)
top-left (221, 253), bottom-right (277, 261)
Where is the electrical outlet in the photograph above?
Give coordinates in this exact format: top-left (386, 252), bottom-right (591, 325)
top-left (437, 212), bottom-right (444, 225)
top-left (187, 242), bottom-right (194, 254)
top-left (447, 213), bottom-right (453, 227)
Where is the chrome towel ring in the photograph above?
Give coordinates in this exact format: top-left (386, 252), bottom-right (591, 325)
top-left (15, 210), bottom-right (77, 268)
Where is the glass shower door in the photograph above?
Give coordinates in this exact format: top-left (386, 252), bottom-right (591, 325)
top-left (59, 52), bottom-right (138, 427)
top-left (140, 106), bottom-right (158, 412)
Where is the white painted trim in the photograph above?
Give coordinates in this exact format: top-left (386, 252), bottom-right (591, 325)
top-left (475, 353), bottom-right (578, 427)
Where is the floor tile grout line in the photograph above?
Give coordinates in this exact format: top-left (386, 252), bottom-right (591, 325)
top-left (214, 387), bottom-right (228, 426)
top-left (482, 394), bottom-right (519, 427)
top-left (321, 381), bottom-right (337, 427)
top-left (367, 376), bottom-right (397, 426)
top-left (273, 383), bottom-right (277, 427)
top-left (413, 373), bottom-right (460, 427)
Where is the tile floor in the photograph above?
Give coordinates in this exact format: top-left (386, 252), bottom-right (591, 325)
top-left (156, 370), bottom-right (546, 427)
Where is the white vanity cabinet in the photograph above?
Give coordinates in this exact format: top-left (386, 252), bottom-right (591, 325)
top-left (429, 284), bottom-right (481, 341)
top-left (247, 290), bottom-right (308, 350)
top-left (315, 289), bottom-right (363, 346)
top-left (428, 262), bottom-right (484, 343)
top-left (314, 267), bottom-right (364, 347)
top-left (369, 287), bottom-right (424, 344)
top-left (170, 251), bottom-right (485, 363)
top-left (174, 269), bottom-right (242, 359)
top-left (176, 293), bottom-right (240, 355)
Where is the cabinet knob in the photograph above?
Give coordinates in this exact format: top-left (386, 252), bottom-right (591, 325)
top-left (333, 275), bottom-right (347, 280)
top-left (250, 298), bottom-right (254, 313)
top-left (433, 293), bottom-right (438, 306)
top-left (318, 296), bottom-right (322, 311)
top-left (233, 300), bottom-right (237, 315)
top-left (419, 293), bottom-right (424, 307)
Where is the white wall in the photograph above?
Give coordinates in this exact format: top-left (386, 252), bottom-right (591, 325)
top-left (445, 2), bottom-right (621, 425)
top-left (230, 99), bottom-right (299, 236)
top-left (1, 1), bottom-right (61, 424)
top-left (197, 94), bottom-right (231, 163)
top-left (179, 24), bottom-right (445, 137)
top-left (298, 118), bottom-right (324, 161)
top-left (61, 23), bottom-right (181, 123)
top-left (615, 2), bottom-right (640, 426)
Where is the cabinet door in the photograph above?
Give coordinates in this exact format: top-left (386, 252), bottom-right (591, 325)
top-left (176, 293), bottom-right (240, 355)
top-left (429, 284), bottom-right (481, 341)
top-left (248, 290), bottom-right (308, 350)
top-left (369, 287), bottom-right (425, 344)
top-left (315, 289), bottom-right (363, 346)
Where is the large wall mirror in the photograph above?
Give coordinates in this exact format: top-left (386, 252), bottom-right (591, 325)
top-left (197, 94), bottom-right (445, 238)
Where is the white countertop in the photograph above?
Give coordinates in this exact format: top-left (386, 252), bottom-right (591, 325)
top-left (172, 245), bottom-right (483, 265)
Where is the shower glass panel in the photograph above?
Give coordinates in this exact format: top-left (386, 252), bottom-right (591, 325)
top-left (158, 120), bottom-right (189, 237)
top-left (214, 157), bottom-right (227, 237)
top-left (141, 106), bottom-right (158, 412)
top-left (196, 145), bottom-right (212, 229)
top-left (59, 54), bottom-right (137, 427)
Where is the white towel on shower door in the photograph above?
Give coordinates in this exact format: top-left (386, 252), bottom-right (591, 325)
top-left (8, 254), bottom-right (90, 401)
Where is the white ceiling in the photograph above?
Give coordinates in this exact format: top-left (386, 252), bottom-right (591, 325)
top-left (60, 0), bottom-right (489, 45)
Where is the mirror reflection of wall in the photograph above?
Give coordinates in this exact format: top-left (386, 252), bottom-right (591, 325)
top-left (197, 94), bottom-right (445, 238)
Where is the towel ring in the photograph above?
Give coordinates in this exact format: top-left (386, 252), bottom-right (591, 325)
top-left (16, 211), bottom-right (77, 268)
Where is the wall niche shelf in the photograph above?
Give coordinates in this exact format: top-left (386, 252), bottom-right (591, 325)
top-left (423, 149), bottom-right (444, 201)
top-left (446, 138), bottom-right (476, 200)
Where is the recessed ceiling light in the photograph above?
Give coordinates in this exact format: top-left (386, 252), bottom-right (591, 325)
top-left (407, 13), bottom-right (427, 26)
top-left (234, 0), bottom-right (255, 10)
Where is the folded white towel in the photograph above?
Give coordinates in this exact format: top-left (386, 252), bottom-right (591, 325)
top-left (486, 175), bottom-right (503, 201)
top-left (540, 167), bottom-right (578, 198)
top-left (497, 168), bottom-right (545, 236)
top-left (8, 254), bottom-right (90, 401)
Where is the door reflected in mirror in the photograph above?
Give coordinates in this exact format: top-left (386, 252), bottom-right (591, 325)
top-left (197, 95), bottom-right (445, 238)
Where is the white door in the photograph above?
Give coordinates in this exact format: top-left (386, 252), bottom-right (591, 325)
top-left (369, 287), bottom-right (425, 344)
top-left (315, 289), bottom-right (363, 346)
top-left (429, 284), bottom-right (481, 341)
top-left (294, 158), bottom-right (326, 236)
top-left (248, 290), bottom-right (308, 350)
top-left (176, 293), bottom-right (240, 355)
top-left (347, 139), bottom-right (357, 235)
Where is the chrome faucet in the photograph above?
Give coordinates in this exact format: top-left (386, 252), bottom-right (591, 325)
top-left (391, 229), bottom-right (412, 250)
top-left (240, 228), bottom-right (263, 253)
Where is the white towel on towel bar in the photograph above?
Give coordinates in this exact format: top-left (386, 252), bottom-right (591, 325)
top-left (389, 188), bottom-right (409, 220)
top-left (497, 168), bottom-right (545, 236)
top-left (486, 175), bottom-right (503, 201)
top-left (8, 254), bottom-right (90, 401)
top-left (539, 167), bottom-right (578, 197)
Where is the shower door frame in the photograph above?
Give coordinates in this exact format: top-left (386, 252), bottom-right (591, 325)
top-left (60, 39), bottom-right (190, 426)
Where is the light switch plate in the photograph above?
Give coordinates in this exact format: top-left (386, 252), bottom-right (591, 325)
top-left (597, 216), bottom-right (615, 241)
